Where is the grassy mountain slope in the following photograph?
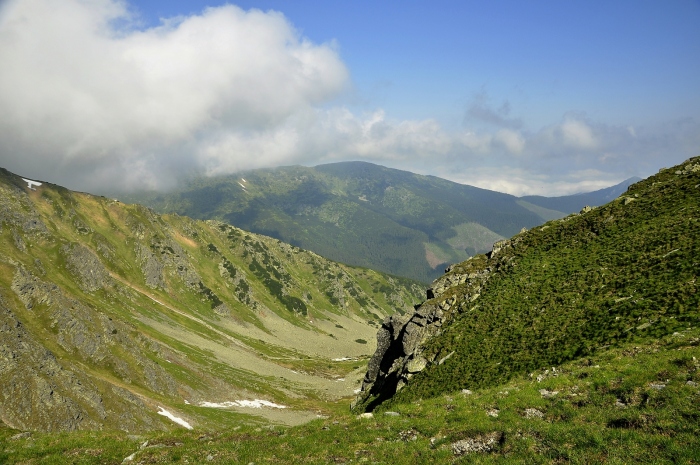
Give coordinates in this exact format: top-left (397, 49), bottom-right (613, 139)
top-left (0, 167), bottom-right (423, 432)
top-left (353, 157), bottom-right (699, 413)
top-left (116, 162), bottom-right (551, 283)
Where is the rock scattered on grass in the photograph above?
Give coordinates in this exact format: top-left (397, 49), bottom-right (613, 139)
top-left (523, 408), bottom-right (544, 419)
top-left (451, 432), bottom-right (503, 455)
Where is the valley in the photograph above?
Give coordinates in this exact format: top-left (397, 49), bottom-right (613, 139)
top-left (0, 167), bottom-right (423, 432)
top-left (0, 157), bottom-right (697, 463)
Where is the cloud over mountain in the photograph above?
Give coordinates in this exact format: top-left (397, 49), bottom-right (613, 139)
top-left (0, 0), bottom-right (697, 195)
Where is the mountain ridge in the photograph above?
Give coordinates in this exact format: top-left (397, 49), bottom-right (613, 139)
top-left (117, 161), bottom-right (639, 283)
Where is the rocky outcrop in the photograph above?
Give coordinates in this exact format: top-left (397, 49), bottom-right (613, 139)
top-left (0, 179), bottom-right (49, 236)
top-left (11, 266), bottom-right (179, 398)
top-left (352, 254), bottom-right (499, 411)
top-left (136, 244), bottom-right (166, 289)
top-left (0, 292), bottom-right (163, 432)
top-left (352, 237), bottom-right (524, 412)
top-left (61, 243), bottom-right (112, 292)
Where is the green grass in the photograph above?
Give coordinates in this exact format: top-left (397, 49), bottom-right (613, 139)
top-left (385, 159), bottom-right (700, 406)
top-left (2, 328), bottom-right (698, 464)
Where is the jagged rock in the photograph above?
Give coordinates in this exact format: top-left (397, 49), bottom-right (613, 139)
top-left (136, 244), bottom-right (166, 289)
top-left (61, 243), bottom-right (112, 292)
top-left (9, 267), bottom-right (180, 418)
top-left (523, 408), bottom-right (544, 419)
top-left (13, 231), bottom-right (26, 252)
top-left (353, 252), bottom-right (498, 412)
top-left (406, 356), bottom-right (427, 373)
top-left (539, 389), bottom-right (559, 398)
top-left (0, 180), bottom-right (49, 235)
top-left (213, 303), bottom-right (231, 316)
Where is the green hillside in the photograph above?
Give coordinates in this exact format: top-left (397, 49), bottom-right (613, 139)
top-left (0, 167), bottom-right (423, 432)
top-left (353, 157), bottom-right (699, 413)
top-left (117, 162), bottom-right (582, 283)
top-left (1, 159), bottom-right (697, 464)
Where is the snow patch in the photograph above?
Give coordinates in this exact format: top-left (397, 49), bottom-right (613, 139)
top-left (200, 399), bottom-right (287, 409)
top-left (241, 178), bottom-right (247, 183)
top-left (21, 178), bottom-right (42, 190)
top-left (332, 357), bottom-right (355, 361)
top-left (238, 182), bottom-right (246, 189)
top-left (157, 407), bottom-right (193, 429)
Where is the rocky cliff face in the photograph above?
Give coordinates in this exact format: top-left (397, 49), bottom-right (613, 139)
top-left (351, 205), bottom-right (618, 412)
top-left (351, 245), bottom-right (510, 411)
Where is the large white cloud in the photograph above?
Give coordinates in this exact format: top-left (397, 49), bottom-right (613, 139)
top-left (0, 0), bottom-right (697, 195)
top-left (0, 0), bottom-right (348, 189)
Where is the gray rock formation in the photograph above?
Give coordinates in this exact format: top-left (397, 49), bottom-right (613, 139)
top-left (0, 292), bottom-right (162, 432)
top-left (12, 267), bottom-right (177, 410)
top-left (352, 238), bottom-right (522, 412)
top-left (61, 243), bottom-right (112, 292)
top-left (451, 432), bottom-right (503, 455)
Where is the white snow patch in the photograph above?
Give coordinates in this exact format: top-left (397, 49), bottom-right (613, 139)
top-left (157, 407), bottom-right (193, 429)
top-left (241, 178), bottom-right (247, 183)
top-left (21, 178), bottom-right (42, 190)
top-left (353, 388), bottom-right (361, 394)
top-left (184, 400), bottom-right (190, 405)
top-left (335, 378), bottom-right (346, 382)
top-left (238, 182), bottom-right (246, 189)
top-left (200, 399), bottom-right (287, 409)
top-left (332, 357), bottom-right (355, 362)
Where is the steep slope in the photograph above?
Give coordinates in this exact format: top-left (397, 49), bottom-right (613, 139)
top-left (0, 168), bottom-right (423, 432)
top-left (117, 162), bottom-right (573, 283)
top-left (354, 157), bottom-right (699, 412)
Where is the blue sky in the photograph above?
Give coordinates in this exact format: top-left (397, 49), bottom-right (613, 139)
top-left (0, 0), bottom-right (698, 195)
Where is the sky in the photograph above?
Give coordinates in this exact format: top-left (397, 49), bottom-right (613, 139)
top-left (0, 0), bottom-right (698, 196)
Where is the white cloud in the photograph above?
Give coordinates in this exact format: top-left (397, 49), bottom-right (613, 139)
top-left (0, 0), bottom-right (348, 189)
top-left (495, 129), bottom-right (525, 154)
top-left (0, 0), bottom-right (697, 196)
top-left (559, 118), bottom-right (598, 149)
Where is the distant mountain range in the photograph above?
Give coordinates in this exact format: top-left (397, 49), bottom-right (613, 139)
top-left (119, 162), bottom-right (640, 283)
